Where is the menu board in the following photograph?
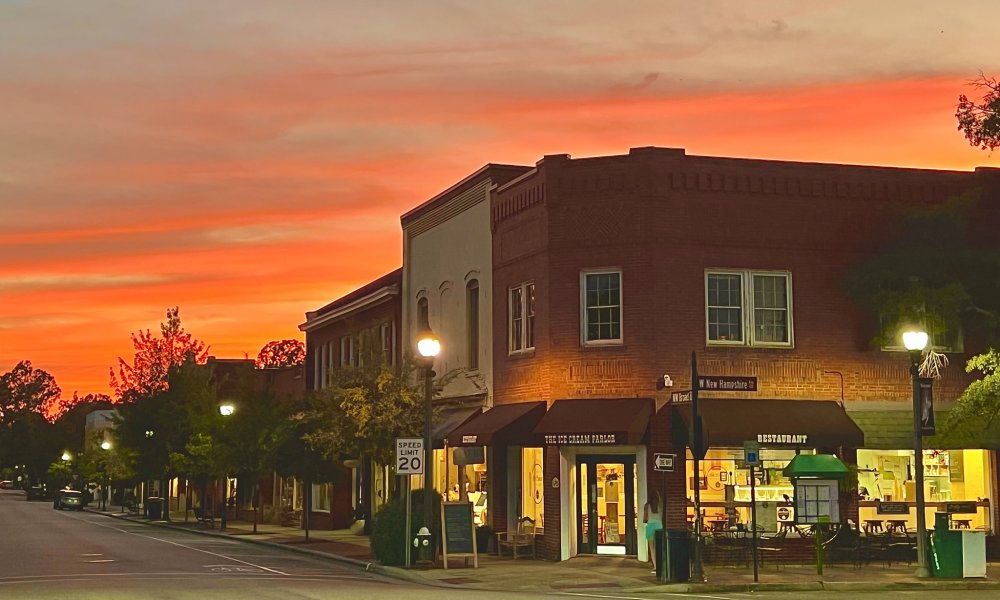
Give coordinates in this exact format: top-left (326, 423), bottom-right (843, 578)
top-left (441, 501), bottom-right (478, 568)
top-left (877, 502), bottom-right (909, 515)
top-left (949, 451), bottom-right (965, 482)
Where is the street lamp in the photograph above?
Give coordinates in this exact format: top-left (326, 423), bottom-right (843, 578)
top-left (416, 328), bottom-right (440, 545)
top-left (903, 329), bottom-right (931, 578)
top-left (219, 403), bottom-right (235, 530)
top-left (61, 451), bottom-right (72, 462)
top-left (100, 440), bottom-right (111, 511)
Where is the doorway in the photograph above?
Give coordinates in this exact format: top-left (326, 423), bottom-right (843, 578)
top-left (576, 455), bottom-right (637, 555)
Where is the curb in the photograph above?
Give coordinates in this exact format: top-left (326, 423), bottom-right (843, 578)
top-left (85, 509), bottom-right (396, 579)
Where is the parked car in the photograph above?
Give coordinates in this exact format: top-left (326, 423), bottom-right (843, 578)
top-left (54, 489), bottom-right (83, 511)
top-left (26, 485), bottom-right (47, 501)
top-left (0, 480), bottom-right (12, 489)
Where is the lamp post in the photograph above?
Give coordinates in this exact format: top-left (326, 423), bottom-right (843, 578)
top-left (219, 403), bottom-right (235, 531)
top-left (100, 440), bottom-right (111, 511)
top-left (903, 329), bottom-right (930, 578)
top-left (416, 329), bottom-right (441, 542)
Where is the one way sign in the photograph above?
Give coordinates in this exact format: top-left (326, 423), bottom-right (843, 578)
top-left (653, 453), bottom-right (676, 472)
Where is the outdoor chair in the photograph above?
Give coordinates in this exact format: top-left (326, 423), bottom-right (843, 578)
top-left (496, 516), bottom-right (536, 559)
top-left (758, 528), bottom-right (787, 570)
top-left (194, 507), bottom-right (215, 528)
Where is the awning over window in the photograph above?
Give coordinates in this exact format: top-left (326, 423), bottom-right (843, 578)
top-left (847, 407), bottom-right (1000, 450)
top-left (783, 454), bottom-right (850, 479)
top-left (533, 398), bottom-right (654, 446)
top-left (445, 401), bottom-right (547, 447)
top-left (673, 399), bottom-right (864, 449)
top-left (432, 405), bottom-right (482, 449)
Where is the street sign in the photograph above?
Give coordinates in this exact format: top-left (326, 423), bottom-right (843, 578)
top-left (670, 390), bottom-right (692, 403)
top-left (395, 437), bottom-right (424, 475)
top-left (698, 376), bottom-right (758, 392)
top-left (743, 440), bottom-right (761, 467)
top-left (653, 453), bottom-right (676, 472)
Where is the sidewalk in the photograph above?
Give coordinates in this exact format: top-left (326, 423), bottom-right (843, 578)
top-left (88, 507), bottom-right (1000, 594)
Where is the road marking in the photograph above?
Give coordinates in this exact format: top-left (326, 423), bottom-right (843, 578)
top-left (80, 553), bottom-right (103, 556)
top-left (559, 592), bottom-right (736, 600)
top-left (87, 560), bottom-right (115, 563)
top-left (58, 512), bottom-right (290, 576)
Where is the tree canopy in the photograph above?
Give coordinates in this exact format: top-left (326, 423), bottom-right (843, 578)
top-left (109, 307), bottom-right (208, 402)
top-left (255, 339), bottom-right (305, 369)
top-left (0, 360), bottom-right (61, 424)
top-left (957, 73), bottom-right (1000, 151)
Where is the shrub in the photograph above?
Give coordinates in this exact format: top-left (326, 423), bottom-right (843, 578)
top-left (371, 488), bottom-right (443, 566)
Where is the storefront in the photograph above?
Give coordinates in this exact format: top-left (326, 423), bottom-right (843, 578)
top-left (849, 407), bottom-right (998, 533)
top-left (674, 398), bottom-right (865, 532)
top-left (533, 397), bottom-right (654, 559)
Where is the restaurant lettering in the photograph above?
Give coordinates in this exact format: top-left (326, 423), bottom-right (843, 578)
top-left (757, 434), bottom-right (808, 444)
top-left (543, 433), bottom-right (618, 445)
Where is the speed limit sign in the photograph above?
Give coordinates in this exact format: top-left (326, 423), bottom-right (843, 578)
top-left (396, 438), bottom-right (424, 475)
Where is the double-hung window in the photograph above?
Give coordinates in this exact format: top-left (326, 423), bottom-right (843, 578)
top-left (339, 335), bottom-right (355, 367)
top-left (581, 270), bottom-right (622, 345)
top-left (706, 270), bottom-right (793, 347)
top-left (509, 282), bottom-right (535, 354)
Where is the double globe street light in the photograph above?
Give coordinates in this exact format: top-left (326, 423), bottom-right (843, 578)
top-left (902, 329), bottom-right (931, 578)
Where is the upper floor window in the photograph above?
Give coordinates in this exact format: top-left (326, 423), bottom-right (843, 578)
top-left (339, 335), bottom-right (355, 367)
top-left (582, 270), bottom-right (622, 345)
top-left (417, 297), bottom-right (429, 331)
top-left (706, 270), bottom-right (793, 347)
top-left (381, 322), bottom-right (395, 365)
top-left (467, 280), bottom-right (480, 369)
top-left (509, 282), bottom-right (535, 353)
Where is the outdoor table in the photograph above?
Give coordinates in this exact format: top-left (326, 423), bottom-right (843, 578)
top-left (886, 519), bottom-right (908, 534)
top-left (863, 519), bottom-right (884, 534)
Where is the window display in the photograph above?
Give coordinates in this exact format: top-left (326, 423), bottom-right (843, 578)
top-left (521, 447), bottom-right (544, 529)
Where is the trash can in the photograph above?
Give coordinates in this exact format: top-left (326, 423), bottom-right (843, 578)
top-left (932, 511), bottom-right (987, 578)
top-left (665, 529), bottom-right (691, 582)
top-left (414, 527), bottom-right (434, 563)
top-left (147, 497), bottom-right (163, 520)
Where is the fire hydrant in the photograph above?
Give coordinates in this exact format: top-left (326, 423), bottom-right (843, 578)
top-left (414, 526), bottom-right (433, 563)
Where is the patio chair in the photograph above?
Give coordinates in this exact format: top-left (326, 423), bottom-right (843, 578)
top-left (497, 516), bottom-right (537, 560)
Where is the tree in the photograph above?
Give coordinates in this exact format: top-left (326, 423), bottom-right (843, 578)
top-left (842, 190), bottom-right (1000, 349)
top-left (255, 339), bottom-right (305, 369)
top-left (0, 361), bottom-right (61, 425)
top-left (942, 349), bottom-right (1000, 440)
top-left (957, 73), bottom-right (1000, 151)
top-left (109, 307), bottom-right (209, 402)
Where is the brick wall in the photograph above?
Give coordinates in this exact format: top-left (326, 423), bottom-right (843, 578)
top-left (538, 445), bottom-right (562, 560)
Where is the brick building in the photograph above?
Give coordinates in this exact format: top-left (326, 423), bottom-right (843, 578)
top-left (446, 147), bottom-right (1000, 561)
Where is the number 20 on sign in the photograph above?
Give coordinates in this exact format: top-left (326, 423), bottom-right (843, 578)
top-left (396, 437), bottom-right (424, 475)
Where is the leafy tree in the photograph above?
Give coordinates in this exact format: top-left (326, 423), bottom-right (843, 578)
top-left (957, 73), bottom-right (1000, 151)
top-left (255, 339), bottom-right (305, 369)
top-left (0, 361), bottom-right (61, 424)
top-left (47, 460), bottom-right (74, 492)
top-left (109, 307), bottom-right (209, 402)
top-left (942, 349), bottom-right (1000, 440)
top-left (842, 190), bottom-right (1000, 349)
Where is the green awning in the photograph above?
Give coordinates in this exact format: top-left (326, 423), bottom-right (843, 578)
top-left (782, 454), bottom-right (849, 479)
top-left (847, 409), bottom-right (1000, 450)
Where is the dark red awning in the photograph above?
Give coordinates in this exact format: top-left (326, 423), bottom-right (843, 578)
top-left (445, 401), bottom-right (547, 447)
top-left (533, 398), bottom-right (654, 446)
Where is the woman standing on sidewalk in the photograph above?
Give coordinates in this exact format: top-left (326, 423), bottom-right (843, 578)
top-left (643, 490), bottom-right (663, 573)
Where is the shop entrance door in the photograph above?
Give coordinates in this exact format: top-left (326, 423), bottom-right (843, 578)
top-left (576, 455), bottom-right (637, 555)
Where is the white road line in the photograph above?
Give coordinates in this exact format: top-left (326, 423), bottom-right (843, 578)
top-left (559, 592), bottom-right (735, 600)
top-left (86, 560), bottom-right (115, 563)
top-left (80, 553), bottom-right (103, 556)
top-left (58, 512), bottom-right (290, 576)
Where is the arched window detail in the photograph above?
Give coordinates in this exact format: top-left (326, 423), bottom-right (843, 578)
top-left (466, 280), bottom-right (480, 369)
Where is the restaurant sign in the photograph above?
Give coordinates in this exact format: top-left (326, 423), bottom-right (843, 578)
top-left (757, 434), bottom-right (808, 445)
top-left (877, 501), bottom-right (909, 515)
top-left (543, 433), bottom-right (618, 445)
top-left (945, 501), bottom-right (977, 514)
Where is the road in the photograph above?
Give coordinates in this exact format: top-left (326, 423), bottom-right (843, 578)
top-left (0, 489), bottom-right (992, 599)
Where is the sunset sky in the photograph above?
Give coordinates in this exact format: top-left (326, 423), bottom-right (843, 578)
top-left (2, 1), bottom-right (999, 401)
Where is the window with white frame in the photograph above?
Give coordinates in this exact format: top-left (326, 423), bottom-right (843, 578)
top-left (311, 483), bottom-right (331, 512)
top-left (582, 270), bottom-right (622, 344)
top-left (794, 479), bottom-right (840, 524)
top-left (467, 280), bottom-right (480, 369)
top-left (509, 282), bottom-right (535, 353)
top-left (380, 322), bottom-right (394, 365)
top-left (339, 335), bottom-right (354, 367)
top-left (706, 270), bottom-right (792, 346)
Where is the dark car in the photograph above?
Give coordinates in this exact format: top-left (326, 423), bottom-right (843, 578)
top-left (26, 485), bottom-right (47, 501)
top-left (0, 480), bottom-right (12, 489)
top-left (54, 489), bottom-right (83, 511)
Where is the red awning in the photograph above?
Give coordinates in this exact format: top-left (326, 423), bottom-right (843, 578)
top-left (445, 401), bottom-right (547, 447)
top-left (533, 398), bottom-right (654, 446)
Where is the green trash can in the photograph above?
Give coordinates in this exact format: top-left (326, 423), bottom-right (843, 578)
top-left (655, 529), bottom-right (691, 582)
top-left (146, 497), bottom-right (163, 520)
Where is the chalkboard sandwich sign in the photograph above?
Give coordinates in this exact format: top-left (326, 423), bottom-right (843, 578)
top-left (441, 501), bottom-right (478, 569)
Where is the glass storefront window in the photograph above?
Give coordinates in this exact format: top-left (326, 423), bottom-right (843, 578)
top-left (521, 448), bottom-right (544, 529)
top-left (857, 449), bottom-right (995, 531)
top-left (686, 448), bottom-right (809, 532)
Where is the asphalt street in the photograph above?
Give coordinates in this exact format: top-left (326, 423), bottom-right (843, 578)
top-left (0, 489), bottom-right (991, 599)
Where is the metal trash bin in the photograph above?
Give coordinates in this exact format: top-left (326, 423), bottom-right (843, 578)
top-left (146, 497), bottom-right (163, 520)
top-left (655, 529), bottom-right (691, 582)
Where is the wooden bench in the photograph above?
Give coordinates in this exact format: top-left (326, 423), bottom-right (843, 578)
top-left (497, 516), bottom-right (536, 559)
top-left (194, 507), bottom-right (215, 528)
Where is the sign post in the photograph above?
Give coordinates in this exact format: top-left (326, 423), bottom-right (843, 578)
top-left (745, 441), bottom-right (761, 583)
top-left (691, 352), bottom-right (705, 582)
top-left (397, 438), bottom-right (424, 568)
top-left (653, 453), bottom-right (675, 583)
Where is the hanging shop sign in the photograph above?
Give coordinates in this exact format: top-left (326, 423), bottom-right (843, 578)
top-left (542, 433), bottom-right (618, 445)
